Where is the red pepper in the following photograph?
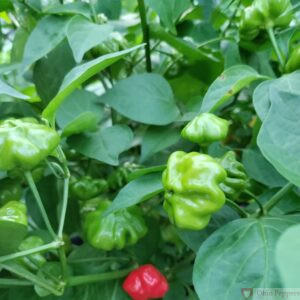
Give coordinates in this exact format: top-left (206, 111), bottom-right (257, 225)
top-left (123, 264), bottom-right (169, 300)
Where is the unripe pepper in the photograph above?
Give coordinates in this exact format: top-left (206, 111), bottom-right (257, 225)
top-left (162, 151), bottom-right (226, 230)
top-left (0, 201), bottom-right (27, 225)
top-left (181, 113), bottom-right (229, 146)
top-left (285, 45), bottom-right (300, 73)
top-left (123, 264), bottom-right (169, 300)
top-left (18, 236), bottom-right (46, 271)
top-left (0, 118), bottom-right (60, 171)
top-left (217, 151), bottom-right (249, 202)
top-left (82, 201), bottom-right (147, 251)
top-left (70, 176), bottom-right (108, 201)
top-left (0, 178), bottom-right (22, 206)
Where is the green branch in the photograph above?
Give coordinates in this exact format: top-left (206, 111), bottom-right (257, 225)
top-left (226, 198), bottom-right (249, 218)
top-left (267, 27), bottom-right (285, 69)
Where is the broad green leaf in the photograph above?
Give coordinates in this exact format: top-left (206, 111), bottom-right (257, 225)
top-left (45, 2), bottom-right (91, 19)
top-left (42, 45), bottom-right (142, 123)
top-left (258, 88), bottom-right (300, 186)
top-left (103, 173), bottom-right (164, 215)
top-left (0, 79), bottom-right (29, 100)
top-left (57, 89), bottom-right (104, 137)
top-left (193, 216), bottom-right (300, 300)
top-left (140, 126), bottom-right (181, 162)
top-left (95, 0), bottom-right (121, 20)
top-left (200, 65), bottom-right (267, 113)
top-left (99, 73), bottom-right (180, 125)
top-left (67, 16), bottom-right (113, 63)
top-left (276, 224), bottom-right (300, 288)
top-left (177, 206), bottom-right (239, 252)
top-left (145, 0), bottom-right (191, 34)
top-left (242, 148), bottom-right (287, 188)
top-left (68, 125), bottom-right (133, 166)
top-left (22, 15), bottom-right (72, 69)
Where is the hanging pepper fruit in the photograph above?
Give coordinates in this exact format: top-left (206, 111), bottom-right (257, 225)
top-left (0, 201), bottom-right (28, 255)
top-left (217, 151), bottom-right (250, 202)
top-left (82, 201), bottom-right (147, 251)
top-left (253, 0), bottom-right (293, 29)
top-left (0, 118), bottom-right (60, 171)
top-left (162, 151), bottom-right (226, 230)
top-left (285, 45), bottom-right (300, 73)
top-left (123, 264), bottom-right (169, 300)
top-left (70, 176), bottom-right (108, 201)
top-left (0, 178), bottom-right (22, 206)
top-left (8, 163), bottom-right (45, 184)
top-left (79, 196), bottom-right (107, 217)
top-left (181, 113), bottom-right (229, 146)
top-left (17, 236), bottom-right (46, 271)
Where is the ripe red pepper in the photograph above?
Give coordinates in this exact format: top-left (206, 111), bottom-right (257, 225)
top-left (123, 264), bottom-right (169, 300)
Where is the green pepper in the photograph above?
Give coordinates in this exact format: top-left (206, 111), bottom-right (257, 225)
top-left (253, 0), bottom-right (293, 28)
top-left (285, 45), bottom-right (300, 73)
top-left (217, 151), bottom-right (249, 202)
top-left (82, 201), bottom-right (148, 251)
top-left (0, 178), bottom-right (22, 206)
top-left (240, 6), bottom-right (264, 40)
top-left (0, 118), bottom-right (60, 171)
top-left (79, 196), bottom-right (107, 217)
top-left (162, 151), bottom-right (226, 230)
top-left (18, 236), bottom-right (46, 271)
top-left (8, 163), bottom-right (45, 184)
top-left (70, 176), bottom-right (108, 201)
top-left (0, 201), bottom-right (28, 255)
top-left (181, 113), bottom-right (229, 146)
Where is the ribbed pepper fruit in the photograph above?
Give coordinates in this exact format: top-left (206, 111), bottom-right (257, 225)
top-left (0, 118), bottom-right (60, 171)
top-left (123, 264), bottom-right (169, 300)
top-left (217, 151), bottom-right (249, 202)
top-left (70, 176), bottom-right (108, 201)
top-left (162, 151), bottom-right (226, 230)
top-left (0, 178), bottom-right (22, 206)
top-left (0, 201), bottom-right (28, 255)
top-left (253, 0), bottom-right (293, 28)
top-left (79, 196), bottom-right (107, 217)
top-left (285, 45), bottom-right (300, 73)
top-left (240, 6), bottom-right (264, 40)
top-left (82, 201), bottom-right (147, 251)
top-left (18, 236), bottom-right (46, 271)
top-left (181, 113), bottom-right (229, 146)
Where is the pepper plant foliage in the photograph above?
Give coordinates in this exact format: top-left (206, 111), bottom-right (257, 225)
top-left (0, 0), bottom-right (300, 299)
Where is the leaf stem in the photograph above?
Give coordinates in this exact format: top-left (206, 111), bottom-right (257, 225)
top-left (68, 266), bottom-right (136, 286)
top-left (24, 171), bottom-right (57, 240)
top-left (267, 27), bottom-right (285, 69)
top-left (137, 0), bottom-right (152, 72)
top-left (0, 241), bottom-right (62, 263)
top-left (0, 278), bottom-right (33, 287)
top-left (226, 198), bottom-right (249, 218)
top-left (263, 182), bottom-right (294, 213)
top-left (58, 177), bottom-right (70, 238)
top-left (244, 190), bottom-right (265, 216)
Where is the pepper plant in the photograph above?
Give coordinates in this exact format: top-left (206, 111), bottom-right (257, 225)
top-left (0, 0), bottom-right (300, 299)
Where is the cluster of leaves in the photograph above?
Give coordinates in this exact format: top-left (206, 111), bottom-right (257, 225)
top-left (0, 0), bottom-right (300, 299)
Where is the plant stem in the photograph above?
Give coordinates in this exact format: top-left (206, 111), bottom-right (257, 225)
top-left (58, 177), bottom-right (69, 238)
top-left (0, 278), bottom-right (33, 287)
top-left (137, 0), bottom-right (152, 72)
top-left (226, 198), bottom-right (249, 218)
top-left (68, 266), bottom-right (136, 286)
top-left (263, 183), bottom-right (294, 213)
top-left (0, 241), bottom-right (62, 263)
top-left (244, 190), bottom-right (265, 216)
top-left (24, 171), bottom-right (57, 240)
top-left (267, 27), bottom-right (285, 69)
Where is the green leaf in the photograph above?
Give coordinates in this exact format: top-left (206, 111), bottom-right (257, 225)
top-left (200, 65), bottom-right (267, 113)
top-left (276, 224), bottom-right (300, 288)
top-left (258, 87), bottom-right (300, 186)
top-left (45, 2), bottom-right (91, 19)
top-left (0, 79), bottom-right (29, 100)
top-left (67, 16), bottom-right (113, 63)
top-left (99, 73), bottom-right (180, 125)
top-left (22, 15), bottom-right (72, 69)
top-left (193, 216), bottom-right (300, 300)
top-left (68, 125), bottom-right (133, 166)
top-left (95, 0), bottom-right (121, 20)
top-left (42, 45), bottom-right (142, 123)
top-left (242, 148), bottom-right (287, 188)
top-left (177, 206), bottom-right (239, 252)
top-left (104, 173), bottom-right (164, 215)
top-left (140, 126), bottom-right (181, 162)
top-left (57, 89), bottom-right (104, 137)
top-left (145, 0), bottom-right (191, 34)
